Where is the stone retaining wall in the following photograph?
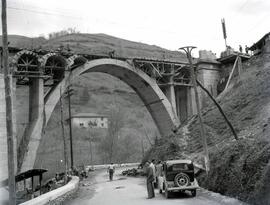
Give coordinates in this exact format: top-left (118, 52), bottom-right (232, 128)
top-left (20, 176), bottom-right (79, 205)
top-left (86, 162), bottom-right (140, 170)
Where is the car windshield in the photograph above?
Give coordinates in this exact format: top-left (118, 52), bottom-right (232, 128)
top-left (171, 163), bottom-right (189, 171)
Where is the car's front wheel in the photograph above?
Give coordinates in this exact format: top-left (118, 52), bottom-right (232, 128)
top-left (191, 189), bottom-right (196, 197)
top-left (165, 188), bottom-right (171, 198)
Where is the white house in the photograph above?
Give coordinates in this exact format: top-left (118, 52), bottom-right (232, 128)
top-left (71, 113), bottom-right (108, 129)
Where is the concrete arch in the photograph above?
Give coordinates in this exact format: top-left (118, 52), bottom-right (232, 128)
top-left (45, 58), bottom-right (180, 136)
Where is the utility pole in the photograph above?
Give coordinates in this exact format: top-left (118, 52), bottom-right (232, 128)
top-left (89, 130), bottom-right (93, 170)
top-left (141, 136), bottom-right (145, 159)
top-left (65, 85), bottom-right (74, 169)
top-left (1, 1), bottom-right (16, 204)
top-left (89, 138), bottom-right (93, 170)
top-left (60, 88), bottom-right (68, 184)
top-left (179, 46), bottom-right (210, 173)
top-left (221, 18), bottom-right (228, 49)
top-left (86, 124), bottom-right (94, 170)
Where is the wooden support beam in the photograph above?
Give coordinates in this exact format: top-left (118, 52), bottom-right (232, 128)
top-left (225, 55), bottom-right (239, 90)
top-left (133, 58), bottom-right (187, 66)
top-left (196, 80), bottom-right (238, 141)
top-left (13, 75), bottom-right (51, 79)
top-left (142, 99), bottom-right (164, 107)
top-left (149, 62), bottom-right (162, 77)
top-left (161, 72), bottom-right (174, 76)
top-left (238, 56), bottom-right (242, 76)
top-left (174, 66), bottom-right (185, 74)
top-left (39, 174), bottom-right (42, 195)
top-left (158, 82), bottom-right (193, 87)
top-left (174, 83), bottom-right (193, 87)
top-left (59, 87), bottom-right (68, 184)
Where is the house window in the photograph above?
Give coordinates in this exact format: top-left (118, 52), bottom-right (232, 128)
top-left (101, 123), bottom-right (104, 127)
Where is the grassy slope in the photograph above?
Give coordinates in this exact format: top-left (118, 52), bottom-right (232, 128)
top-left (187, 54), bottom-right (270, 154)
top-left (41, 33), bottom-right (187, 61)
top-left (1, 33), bottom-right (186, 61)
top-left (0, 35), bottom-right (46, 48)
top-left (145, 54), bottom-right (270, 204)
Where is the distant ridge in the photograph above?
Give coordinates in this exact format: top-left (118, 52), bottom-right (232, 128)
top-left (0, 33), bottom-right (187, 62)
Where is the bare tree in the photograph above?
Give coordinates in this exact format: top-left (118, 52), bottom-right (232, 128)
top-left (98, 106), bottom-right (124, 163)
top-left (48, 27), bottom-right (80, 40)
top-left (116, 134), bottom-right (139, 163)
top-left (80, 87), bottom-right (90, 105)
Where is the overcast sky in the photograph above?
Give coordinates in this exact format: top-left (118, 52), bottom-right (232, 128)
top-left (2, 0), bottom-right (270, 56)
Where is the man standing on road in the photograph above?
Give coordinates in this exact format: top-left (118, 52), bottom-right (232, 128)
top-left (108, 163), bottom-right (115, 181)
top-left (145, 161), bottom-right (155, 199)
top-left (150, 159), bottom-right (157, 188)
top-left (156, 160), bottom-right (163, 192)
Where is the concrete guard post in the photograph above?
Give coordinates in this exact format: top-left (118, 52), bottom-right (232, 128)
top-left (20, 176), bottom-right (79, 205)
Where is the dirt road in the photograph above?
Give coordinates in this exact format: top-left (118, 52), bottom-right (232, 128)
top-left (66, 168), bottom-right (247, 205)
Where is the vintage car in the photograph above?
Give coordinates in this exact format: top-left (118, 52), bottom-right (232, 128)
top-left (159, 159), bottom-right (199, 198)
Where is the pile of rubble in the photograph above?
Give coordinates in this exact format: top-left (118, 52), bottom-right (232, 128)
top-left (122, 168), bottom-right (145, 177)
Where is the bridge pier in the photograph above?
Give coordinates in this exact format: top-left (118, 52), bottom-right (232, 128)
top-left (19, 78), bottom-right (44, 172)
top-left (29, 79), bottom-right (44, 122)
top-left (163, 75), bottom-right (177, 116)
top-left (196, 50), bottom-right (220, 108)
top-left (173, 50), bottom-right (220, 123)
top-left (175, 86), bottom-right (196, 122)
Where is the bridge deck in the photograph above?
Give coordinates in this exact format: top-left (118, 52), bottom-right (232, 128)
top-left (217, 53), bottom-right (250, 64)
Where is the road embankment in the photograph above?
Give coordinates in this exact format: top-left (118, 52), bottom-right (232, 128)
top-left (198, 139), bottom-right (270, 205)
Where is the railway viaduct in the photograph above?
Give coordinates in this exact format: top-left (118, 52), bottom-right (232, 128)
top-left (0, 48), bottom-right (220, 180)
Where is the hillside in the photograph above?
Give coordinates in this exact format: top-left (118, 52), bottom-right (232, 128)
top-left (182, 54), bottom-right (270, 154)
top-left (144, 53), bottom-right (270, 204)
top-left (1, 33), bottom-right (187, 62)
top-left (0, 35), bottom-right (46, 48)
top-left (42, 33), bottom-right (187, 61)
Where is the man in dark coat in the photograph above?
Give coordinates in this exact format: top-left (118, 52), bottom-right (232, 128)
top-left (145, 161), bottom-right (155, 198)
top-left (107, 163), bottom-right (115, 181)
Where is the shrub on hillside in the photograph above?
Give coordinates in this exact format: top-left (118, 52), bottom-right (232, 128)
top-left (198, 139), bottom-right (270, 204)
top-left (142, 134), bottom-right (184, 163)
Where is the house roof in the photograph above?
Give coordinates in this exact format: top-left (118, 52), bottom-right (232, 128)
top-left (71, 112), bottom-right (108, 118)
top-left (249, 32), bottom-right (270, 51)
top-left (15, 169), bottom-right (48, 182)
top-left (0, 46), bottom-right (21, 53)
